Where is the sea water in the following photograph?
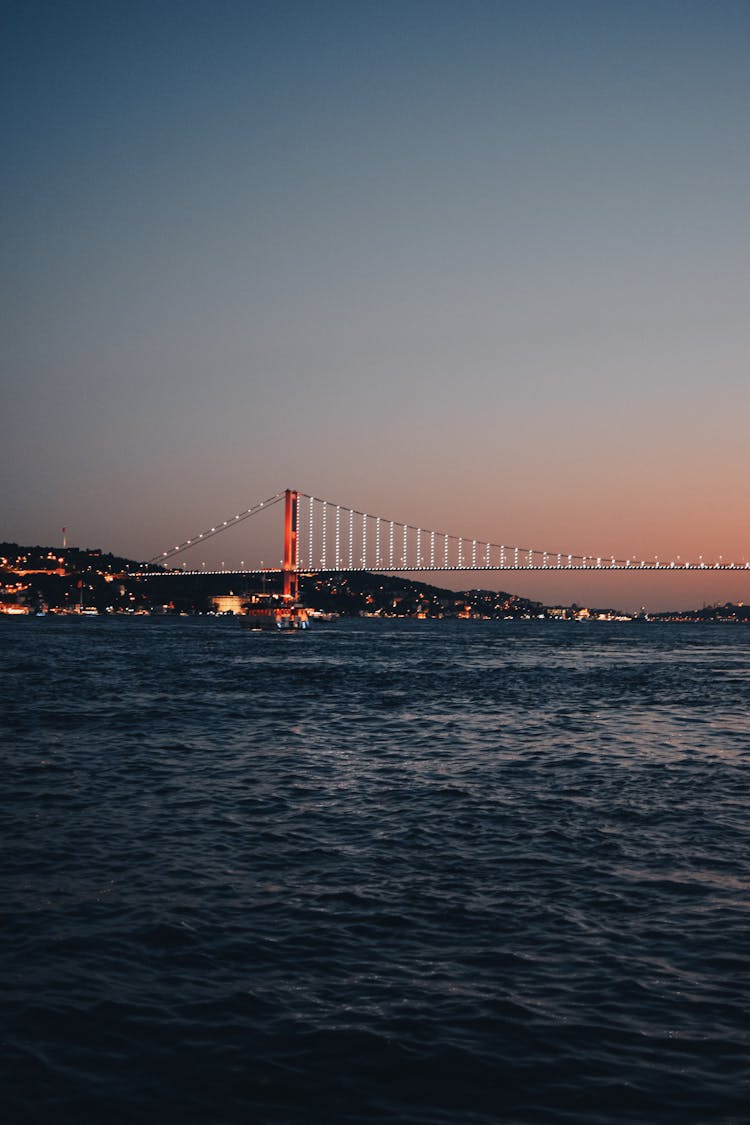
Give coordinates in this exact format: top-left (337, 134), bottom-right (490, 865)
top-left (2, 617), bottom-right (749, 1123)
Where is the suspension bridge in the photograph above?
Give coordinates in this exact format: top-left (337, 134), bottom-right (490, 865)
top-left (131, 489), bottom-right (748, 599)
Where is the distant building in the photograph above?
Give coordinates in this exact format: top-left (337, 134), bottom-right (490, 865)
top-left (211, 595), bottom-right (246, 614)
top-left (0, 601), bottom-right (30, 614)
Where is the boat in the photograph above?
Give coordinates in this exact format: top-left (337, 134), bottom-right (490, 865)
top-left (240, 594), bottom-right (309, 631)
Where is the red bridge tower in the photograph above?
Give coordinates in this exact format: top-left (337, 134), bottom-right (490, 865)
top-left (282, 488), bottom-right (299, 601)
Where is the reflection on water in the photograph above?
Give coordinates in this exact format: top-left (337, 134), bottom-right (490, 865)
top-left (2, 617), bottom-right (750, 1123)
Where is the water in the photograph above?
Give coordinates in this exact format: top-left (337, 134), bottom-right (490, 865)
top-left (3, 617), bottom-right (750, 1124)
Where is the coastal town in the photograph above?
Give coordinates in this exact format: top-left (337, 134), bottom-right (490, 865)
top-left (2, 542), bottom-right (747, 623)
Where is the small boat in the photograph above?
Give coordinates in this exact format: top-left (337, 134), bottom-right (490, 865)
top-left (240, 594), bottom-right (309, 631)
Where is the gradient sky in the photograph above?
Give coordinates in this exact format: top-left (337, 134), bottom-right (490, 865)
top-left (3, 0), bottom-right (749, 610)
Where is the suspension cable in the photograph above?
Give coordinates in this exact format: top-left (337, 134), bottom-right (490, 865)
top-left (149, 491), bottom-right (285, 564)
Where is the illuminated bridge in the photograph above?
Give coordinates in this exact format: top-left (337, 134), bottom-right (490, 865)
top-left (131, 488), bottom-right (749, 597)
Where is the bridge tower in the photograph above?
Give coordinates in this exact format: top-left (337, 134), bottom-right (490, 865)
top-left (282, 488), bottom-right (299, 601)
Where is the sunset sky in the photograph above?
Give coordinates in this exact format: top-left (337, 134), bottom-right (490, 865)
top-left (3, 1), bottom-right (748, 610)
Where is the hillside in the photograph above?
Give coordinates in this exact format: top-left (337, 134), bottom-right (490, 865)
top-left (7, 541), bottom-right (744, 619)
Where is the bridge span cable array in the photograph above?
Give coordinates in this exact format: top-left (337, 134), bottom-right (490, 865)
top-left (296, 492), bottom-right (748, 573)
top-left (147, 488), bottom-right (747, 573)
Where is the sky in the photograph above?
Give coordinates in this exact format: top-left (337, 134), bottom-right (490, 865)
top-left (3, 0), bottom-right (748, 610)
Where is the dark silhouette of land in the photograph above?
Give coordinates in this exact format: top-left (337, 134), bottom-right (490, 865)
top-left (1, 542), bottom-right (747, 621)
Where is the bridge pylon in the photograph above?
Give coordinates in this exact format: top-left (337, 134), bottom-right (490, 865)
top-left (282, 488), bottom-right (299, 601)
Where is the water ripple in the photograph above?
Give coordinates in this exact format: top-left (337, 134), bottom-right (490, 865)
top-left (2, 618), bottom-right (750, 1123)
